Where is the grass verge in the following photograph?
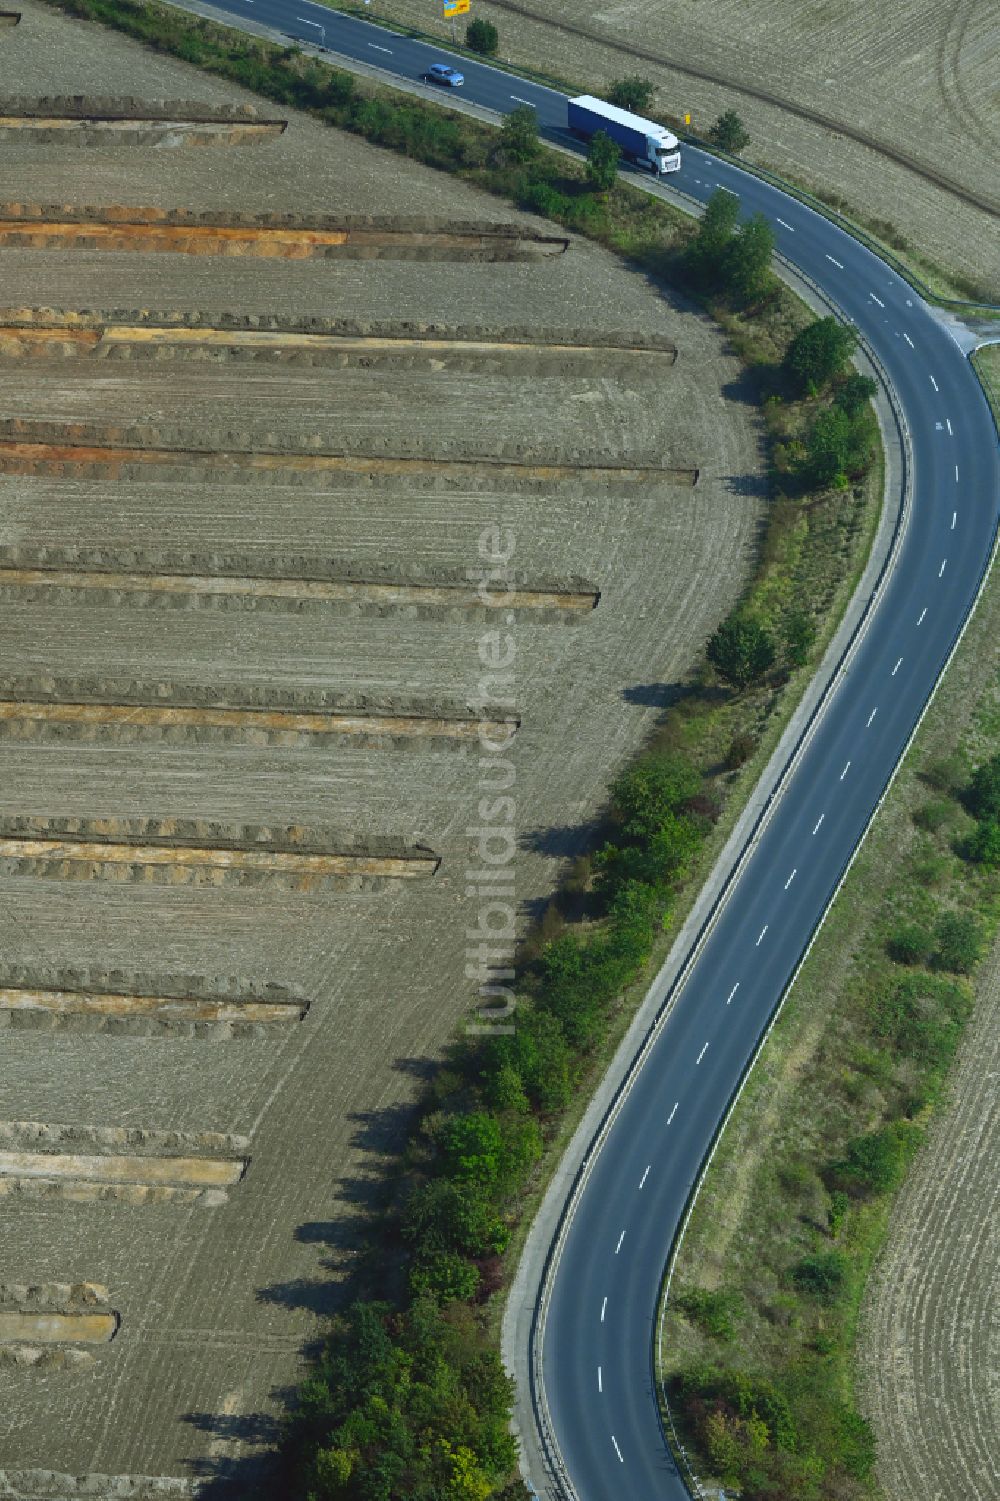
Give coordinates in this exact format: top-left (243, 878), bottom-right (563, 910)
top-left (658, 474), bottom-right (1000, 1498)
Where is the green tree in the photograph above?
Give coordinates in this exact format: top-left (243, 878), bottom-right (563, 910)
top-left (969, 817), bottom-right (1000, 866)
top-left (802, 405), bottom-right (852, 489)
top-left (967, 750), bottom-right (1000, 820)
top-left (683, 187), bottom-right (739, 287)
top-left (933, 911), bottom-right (981, 973)
top-left (409, 1250), bottom-right (480, 1304)
top-left (784, 315), bottom-right (857, 394)
top-left (610, 753), bottom-right (701, 841)
top-left (720, 212), bottom-right (775, 305)
top-left (708, 108), bottom-right (750, 154)
top-left (401, 1177), bottom-right (509, 1257)
top-left (607, 75), bottom-right (655, 113)
top-left (500, 102), bottom-right (538, 163)
top-left (465, 18), bottom-right (498, 55)
top-left (835, 371), bottom-right (877, 417)
top-left (707, 611), bottom-right (776, 690)
top-left (585, 129), bottom-right (620, 191)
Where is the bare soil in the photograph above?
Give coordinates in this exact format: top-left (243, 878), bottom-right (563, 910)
top-left (0, 0), bottom-right (764, 1484)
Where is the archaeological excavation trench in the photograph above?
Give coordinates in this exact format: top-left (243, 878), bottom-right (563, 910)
top-left (0, 8), bottom-right (759, 1484)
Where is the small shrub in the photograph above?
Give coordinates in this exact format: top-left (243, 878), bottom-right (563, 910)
top-left (969, 818), bottom-right (1000, 866)
top-left (887, 922), bottom-right (932, 966)
top-left (585, 129), bottom-right (620, 192)
top-left (465, 17), bottom-right (498, 55)
top-left (922, 751), bottom-right (966, 793)
top-left (833, 1126), bottom-right (907, 1196)
top-left (723, 731), bottom-right (757, 771)
top-left (500, 103), bottom-right (538, 163)
top-left (913, 798), bottom-right (952, 833)
top-left (708, 611), bottom-right (776, 690)
top-left (827, 1189), bottom-right (849, 1237)
top-left (791, 1250), bottom-right (847, 1298)
top-left (784, 316), bottom-right (857, 395)
top-left (676, 1287), bottom-right (744, 1340)
top-left (966, 750), bottom-right (1000, 820)
top-left (932, 911), bottom-right (981, 973)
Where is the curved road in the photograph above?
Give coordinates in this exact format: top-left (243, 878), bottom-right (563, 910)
top-left (170, 4), bottom-right (999, 1494)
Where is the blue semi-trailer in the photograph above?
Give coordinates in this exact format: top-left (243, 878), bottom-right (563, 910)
top-left (567, 94), bottom-right (681, 175)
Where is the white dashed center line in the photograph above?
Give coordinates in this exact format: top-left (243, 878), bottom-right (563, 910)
top-left (946, 418), bottom-right (953, 435)
top-left (667, 1102), bottom-right (679, 1125)
top-left (867, 707), bottom-right (878, 727)
top-left (615, 1230), bottom-right (626, 1255)
top-left (368, 42), bottom-right (392, 51)
top-left (812, 813), bottom-right (825, 835)
top-left (784, 868), bottom-right (797, 890)
top-left (892, 657), bottom-right (903, 675)
top-left (917, 607), bottom-right (927, 625)
top-left (726, 983), bottom-right (740, 1005)
top-left (696, 1042), bottom-right (709, 1064)
top-left (840, 760), bottom-right (851, 780)
top-left (870, 293), bottom-right (885, 308)
top-left (939, 558), bottom-right (947, 577)
top-left (510, 94), bottom-right (534, 105)
top-left (952, 511), bottom-right (957, 530)
top-left (903, 332), bottom-right (915, 348)
top-left (639, 1165), bottom-right (651, 1190)
top-left (598, 1366), bottom-right (603, 1393)
top-left (601, 1297), bottom-right (607, 1322)
top-left (826, 255), bottom-right (844, 269)
top-left (776, 217), bottom-right (794, 231)
top-left (611, 1436), bottom-right (624, 1464)
top-left (955, 464), bottom-right (960, 482)
top-left (930, 375), bottom-right (939, 391)
top-left (755, 925), bottom-right (768, 947)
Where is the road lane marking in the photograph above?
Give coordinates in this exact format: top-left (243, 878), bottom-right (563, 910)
top-left (368, 42), bottom-right (392, 51)
top-left (952, 511), bottom-right (957, 529)
top-left (903, 332), bottom-right (915, 348)
top-left (696, 1042), bottom-right (709, 1064)
top-left (598, 1365), bottom-right (603, 1392)
top-left (840, 760), bottom-right (851, 780)
top-left (639, 1164), bottom-right (651, 1189)
top-left (930, 375), bottom-right (939, 391)
top-left (611, 1435), bottom-right (624, 1463)
top-left (955, 464), bottom-right (960, 482)
top-left (726, 983), bottom-right (740, 1005)
top-left (755, 926), bottom-right (768, 947)
top-left (784, 868), bottom-right (796, 889)
top-left (946, 418), bottom-right (953, 435)
top-left (601, 1296), bottom-right (607, 1322)
top-left (917, 607), bottom-right (927, 625)
top-left (826, 254), bottom-right (843, 269)
top-left (870, 293), bottom-right (885, 307)
top-left (615, 1230), bottom-right (626, 1254)
top-left (892, 657), bottom-right (903, 675)
top-left (510, 94), bottom-right (534, 105)
top-left (776, 217), bottom-right (794, 231)
top-left (939, 558), bottom-right (947, 577)
top-left (812, 813), bottom-right (825, 835)
top-left (667, 1102), bottom-right (679, 1124)
top-left (867, 707), bottom-right (877, 727)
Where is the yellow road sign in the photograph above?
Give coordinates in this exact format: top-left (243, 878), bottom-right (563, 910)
top-left (443, 0), bottom-right (469, 14)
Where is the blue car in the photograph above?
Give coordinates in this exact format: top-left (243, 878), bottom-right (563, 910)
top-left (425, 63), bottom-right (464, 87)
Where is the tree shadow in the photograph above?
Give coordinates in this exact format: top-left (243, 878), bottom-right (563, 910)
top-left (520, 818), bottom-right (601, 858)
top-left (621, 680), bottom-right (685, 709)
top-left (180, 1389), bottom-right (299, 1498)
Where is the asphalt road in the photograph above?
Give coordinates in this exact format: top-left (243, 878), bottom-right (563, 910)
top-left (167, 5), bottom-right (1000, 1495)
